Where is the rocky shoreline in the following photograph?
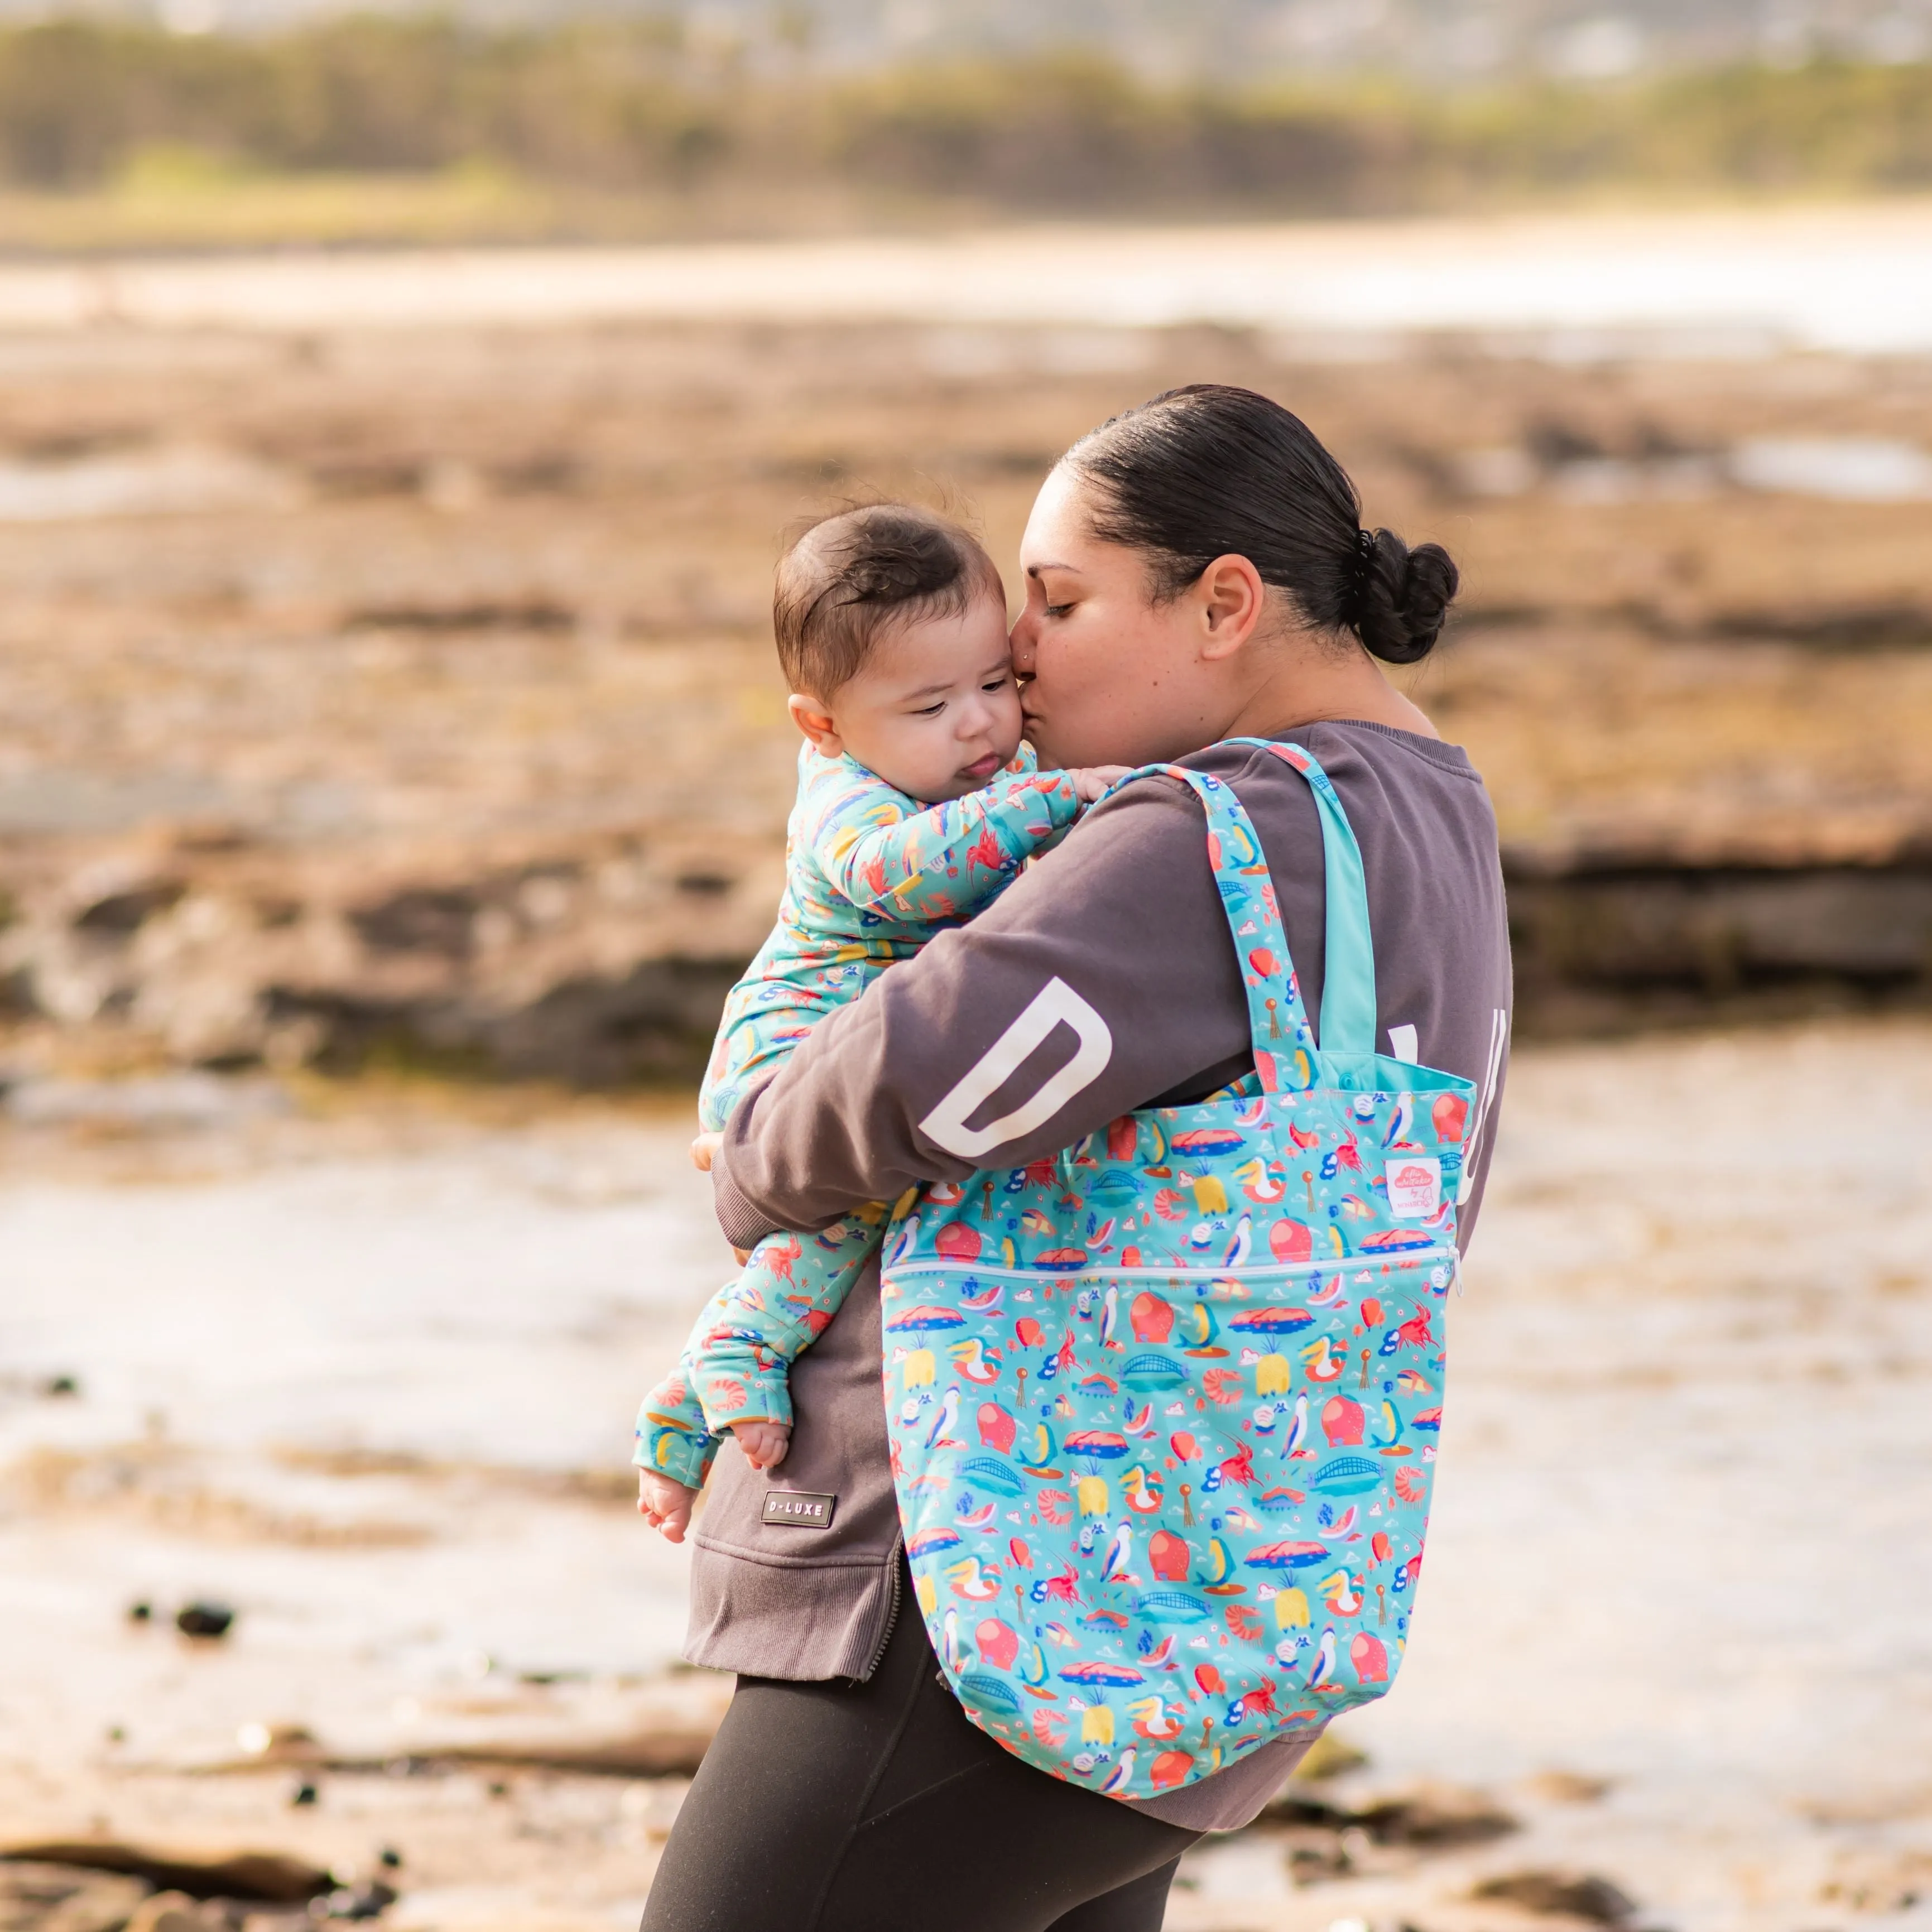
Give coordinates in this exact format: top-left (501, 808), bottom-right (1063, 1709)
top-left (2, 314), bottom-right (1930, 1082)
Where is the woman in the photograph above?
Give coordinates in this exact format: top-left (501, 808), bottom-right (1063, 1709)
top-left (640, 385), bottom-right (1512, 1932)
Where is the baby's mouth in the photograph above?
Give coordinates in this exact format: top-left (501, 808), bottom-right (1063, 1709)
top-left (959, 751), bottom-right (1002, 782)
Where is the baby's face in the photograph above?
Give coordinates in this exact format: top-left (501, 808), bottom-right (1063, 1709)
top-left (820, 593), bottom-right (1025, 802)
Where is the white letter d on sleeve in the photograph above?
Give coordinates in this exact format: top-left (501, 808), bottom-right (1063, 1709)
top-left (918, 977), bottom-right (1113, 1160)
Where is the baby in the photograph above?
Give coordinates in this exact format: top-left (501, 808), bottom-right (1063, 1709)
top-left (635, 503), bottom-right (1123, 1540)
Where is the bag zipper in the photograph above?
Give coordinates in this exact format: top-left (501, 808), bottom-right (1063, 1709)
top-left (886, 1246), bottom-right (1458, 1285)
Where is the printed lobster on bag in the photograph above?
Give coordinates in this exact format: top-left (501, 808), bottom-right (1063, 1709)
top-left (880, 742), bottom-right (1478, 1801)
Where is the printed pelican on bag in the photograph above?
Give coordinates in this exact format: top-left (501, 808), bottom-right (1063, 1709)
top-left (1233, 1159), bottom-right (1287, 1203)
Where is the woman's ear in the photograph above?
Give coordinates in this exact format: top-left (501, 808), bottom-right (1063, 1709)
top-left (1195, 554), bottom-right (1267, 660)
top-left (788, 693), bottom-right (845, 757)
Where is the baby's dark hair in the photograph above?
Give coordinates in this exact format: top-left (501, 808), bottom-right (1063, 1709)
top-left (775, 503), bottom-right (1004, 699)
top-left (1065, 384), bottom-right (1458, 664)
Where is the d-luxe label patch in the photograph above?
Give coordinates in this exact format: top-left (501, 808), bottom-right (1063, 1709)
top-left (762, 1489), bottom-right (837, 1529)
top-left (1385, 1153), bottom-right (1443, 1219)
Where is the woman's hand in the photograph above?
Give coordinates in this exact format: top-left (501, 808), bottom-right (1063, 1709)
top-left (690, 1131), bottom-right (724, 1171)
top-left (1070, 765), bottom-right (1132, 804)
top-left (637, 1469), bottom-right (697, 1542)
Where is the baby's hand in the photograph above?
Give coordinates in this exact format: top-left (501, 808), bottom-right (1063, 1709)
top-left (690, 1131), bottom-right (724, 1172)
top-left (637, 1469), bottom-right (696, 1542)
top-left (1070, 765), bottom-right (1133, 804)
top-left (732, 1420), bottom-right (790, 1470)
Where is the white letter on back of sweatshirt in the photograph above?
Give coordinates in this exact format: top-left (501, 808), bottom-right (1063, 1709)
top-left (919, 977), bottom-right (1113, 1161)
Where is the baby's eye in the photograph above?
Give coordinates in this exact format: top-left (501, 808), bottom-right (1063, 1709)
top-left (911, 701), bottom-right (946, 718)
top-left (982, 675), bottom-right (1011, 692)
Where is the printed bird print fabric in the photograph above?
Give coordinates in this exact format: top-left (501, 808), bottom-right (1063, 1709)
top-left (637, 742), bottom-right (1084, 1488)
top-left (880, 744), bottom-right (1478, 1802)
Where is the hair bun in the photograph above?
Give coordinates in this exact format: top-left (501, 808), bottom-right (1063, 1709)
top-left (1354, 528), bottom-right (1459, 665)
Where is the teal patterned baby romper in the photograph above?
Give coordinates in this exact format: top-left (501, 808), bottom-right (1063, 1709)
top-left (636, 743), bottom-right (1085, 1487)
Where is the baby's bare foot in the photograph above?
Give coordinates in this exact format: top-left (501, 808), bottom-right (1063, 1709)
top-left (731, 1420), bottom-right (791, 1470)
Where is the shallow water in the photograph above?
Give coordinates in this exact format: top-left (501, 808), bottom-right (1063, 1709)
top-left (1, 205), bottom-right (1930, 354)
top-left (3, 1026), bottom-right (1931, 1930)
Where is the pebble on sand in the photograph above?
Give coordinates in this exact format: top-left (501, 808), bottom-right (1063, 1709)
top-left (174, 1604), bottom-right (236, 1641)
top-left (1473, 1869), bottom-right (1640, 1924)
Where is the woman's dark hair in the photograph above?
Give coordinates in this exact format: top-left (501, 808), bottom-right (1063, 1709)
top-left (774, 502), bottom-right (1002, 697)
top-left (1064, 384), bottom-right (1458, 664)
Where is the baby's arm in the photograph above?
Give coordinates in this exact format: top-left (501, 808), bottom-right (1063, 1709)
top-left (820, 765), bottom-right (1087, 922)
top-left (635, 1213), bottom-right (882, 1541)
top-left (686, 1215), bottom-right (882, 1434)
top-left (635, 1357), bottom-right (721, 1491)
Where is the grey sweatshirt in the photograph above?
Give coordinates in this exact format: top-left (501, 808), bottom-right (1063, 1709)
top-left (689, 724), bottom-right (1513, 1831)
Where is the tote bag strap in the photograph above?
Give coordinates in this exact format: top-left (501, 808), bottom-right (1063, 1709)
top-left (1116, 741), bottom-right (1377, 1086)
top-left (1236, 737), bottom-right (1378, 1060)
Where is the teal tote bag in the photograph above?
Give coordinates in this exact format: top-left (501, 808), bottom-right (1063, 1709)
top-left (878, 741), bottom-right (1477, 1801)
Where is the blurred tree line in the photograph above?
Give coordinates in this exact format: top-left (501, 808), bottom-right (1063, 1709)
top-left (0, 15), bottom-right (1928, 214)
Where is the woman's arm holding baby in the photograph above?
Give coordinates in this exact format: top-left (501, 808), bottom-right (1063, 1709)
top-left (710, 776), bottom-right (1250, 1247)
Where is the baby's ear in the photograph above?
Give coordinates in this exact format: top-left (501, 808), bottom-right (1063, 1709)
top-left (788, 693), bottom-right (843, 757)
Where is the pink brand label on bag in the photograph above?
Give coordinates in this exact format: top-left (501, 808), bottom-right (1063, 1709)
top-left (1386, 1155), bottom-right (1442, 1219)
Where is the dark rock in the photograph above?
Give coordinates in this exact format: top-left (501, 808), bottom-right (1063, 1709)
top-left (40, 1374), bottom-right (80, 1398)
top-left (345, 601), bottom-right (574, 635)
top-left (348, 891), bottom-right (477, 960)
top-left (275, 955), bottom-right (742, 1087)
top-left (1473, 1871), bottom-right (1638, 1923)
top-left (175, 1603), bottom-right (236, 1641)
top-left (1258, 1789), bottom-right (1348, 1830)
top-left (1508, 860), bottom-right (1932, 1007)
top-left (426, 1731), bottom-right (713, 1778)
top-left (73, 884), bottom-right (185, 938)
top-left (1261, 1780), bottom-right (1517, 1848)
top-left (1281, 1830), bottom-right (1353, 1882)
top-left (287, 1785), bottom-right (318, 1809)
top-left (0, 1859), bottom-right (151, 1932)
top-left (1707, 600), bottom-right (1932, 651)
top-left (126, 1602), bottom-right (152, 1624)
top-left (1353, 1786), bottom-right (1520, 1846)
top-left (0, 1849), bottom-right (328, 1907)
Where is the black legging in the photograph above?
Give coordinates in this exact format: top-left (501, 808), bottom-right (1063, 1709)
top-left (641, 1573), bottom-right (1199, 1931)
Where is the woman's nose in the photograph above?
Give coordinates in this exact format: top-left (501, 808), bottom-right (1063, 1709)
top-left (1009, 611), bottom-right (1036, 670)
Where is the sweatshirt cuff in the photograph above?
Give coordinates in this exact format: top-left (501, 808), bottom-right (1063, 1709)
top-left (711, 1155), bottom-right (780, 1251)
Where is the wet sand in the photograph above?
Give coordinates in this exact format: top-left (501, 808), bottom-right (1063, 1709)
top-left (5, 1023), bottom-right (1930, 1931)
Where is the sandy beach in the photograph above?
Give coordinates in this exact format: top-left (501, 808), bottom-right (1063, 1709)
top-left (0, 192), bottom-right (1928, 1931)
top-left (5, 1021), bottom-right (1930, 1932)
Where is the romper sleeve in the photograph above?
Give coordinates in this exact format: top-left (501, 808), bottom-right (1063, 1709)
top-left (815, 756), bottom-right (1084, 923)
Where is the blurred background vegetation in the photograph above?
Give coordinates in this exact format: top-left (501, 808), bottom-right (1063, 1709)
top-left (0, 15), bottom-right (1929, 247)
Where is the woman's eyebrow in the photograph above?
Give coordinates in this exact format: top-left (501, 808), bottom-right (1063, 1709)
top-left (1025, 561), bottom-right (1079, 579)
